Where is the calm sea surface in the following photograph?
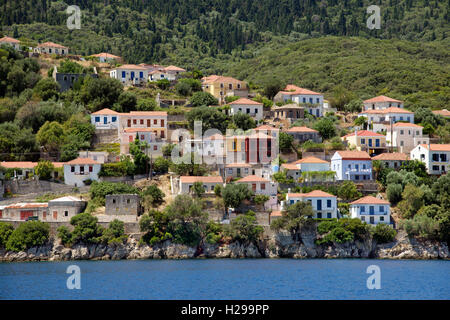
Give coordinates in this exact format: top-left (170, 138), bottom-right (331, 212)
top-left (0, 259), bottom-right (448, 300)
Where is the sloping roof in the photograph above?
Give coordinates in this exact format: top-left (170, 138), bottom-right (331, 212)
top-left (270, 210), bottom-right (282, 217)
top-left (91, 53), bottom-right (121, 59)
top-left (273, 104), bottom-right (304, 110)
top-left (294, 156), bottom-right (329, 164)
top-left (392, 122), bottom-right (423, 128)
top-left (0, 161), bottom-right (36, 169)
top-left (350, 196), bottom-right (389, 205)
top-left (229, 98), bottom-right (262, 105)
top-left (237, 175), bottom-right (269, 183)
top-left (0, 36), bottom-right (20, 43)
top-left (335, 151), bottom-right (371, 160)
top-left (362, 107), bottom-right (413, 114)
top-left (49, 196), bottom-right (85, 202)
top-left (163, 65), bottom-right (186, 72)
top-left (180, 176), bottom-right (223, 183)
top-left (420, 144), bottom-right (450, 152)
top-left (363, 95), bottom-right (402, 103)
top-left (281, 163), bottom-right (300, 170)
top-left (255, 124), bottom-right (280, 131)
top-left (92, 108), bottom-right (119, 115)
top-left (66, 157), bottom-right (100, 165)
top-left (201, 75), bottom-right (244, 84)
top-left (342, 130), bottom-right (385, 138)
top-left (279, 84), bottom-right (321, 96)
top-left (432, 109), bottom-right (450, 117)
top-left (203, 133), bottom-right (224, 140)
top-left (372, 153), bottom-right (409, 161)
top-left (128, 111), bottom-right (168, 116)
top-left (38, 41), bottom-right (68, 49)
top-left (286, 126), bottom-right (318, 133)
top-left (115, 64), bottom-right (147, 70)
top-left (6, 203), bottom-right (48, 209)
top-left (288, 190), bottom-right (336, 198)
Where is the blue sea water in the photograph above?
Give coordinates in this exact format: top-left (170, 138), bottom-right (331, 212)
top-left (0, 259), bottom-right (448, 300)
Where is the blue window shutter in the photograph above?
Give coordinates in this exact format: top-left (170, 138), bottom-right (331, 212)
top-left (140, 72), bottom-right (143, 78)
top-left (112, 117), bottom-right (117, 122)
top-left (95, 117), bottom-right (100, 122)
top-left (122, 71), bottom-right (126, 78)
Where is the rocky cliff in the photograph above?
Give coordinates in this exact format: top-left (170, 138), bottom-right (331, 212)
top-left (0, 230), bottom-right (448, 262)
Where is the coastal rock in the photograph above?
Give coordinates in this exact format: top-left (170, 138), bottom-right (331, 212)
top-left (162, 241), bottom-right (196, 259)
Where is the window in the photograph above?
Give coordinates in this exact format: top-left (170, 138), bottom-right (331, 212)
top-left (113, 199), bottom-right (116, 204)
top-left (360, 206), bottom-right (365, 213)
top-left (71, 166), bottom-right (75, 173)
top-left (361, 139), bottom-right (365, 144)
top-left (317, 212), bottom-right (322, 219)
top-left (432, 154), bottom-right (439, 161)
top-left (380, 206), bottom-right (384, 213)
top-left (154, 119), bottom-right (157, 125)
top-left (139, 72), bottom-right (143, 78)
top-left (309, 98), bottom-right (313, 103)
top-left (127, 199), bottom-right (130, 204)
top-left (141, 135), bottom-right (145, 140)
top-left (316, 98), bottom-right (320, 103)
top-left (140, 119), bottom-right (144, 125)
top-left (89, 166), bottom-right (93, 172)
top-left (133, 119), bottom-right (137, 125)
top-left (303, 98), bottom-right (306, 103)
top-left (121, 71), bottom-right (126, 78)
top-left (432, 165), bottom-right (439, 171)
top-left (400, 130), bottom-right (404, 135)
top-left (363, 164), bottom-right (366, 169)
top-left (361, 216), bottom-right (365, 221)
top-left (327, 199), bottom-right (331, 208)
top-left (261, 183), bottom-right (266, 190)
top-left (64, 211), bottom-right (68, 217)
top-left (153, 145), bottom-right (157, 151)
top-left (112, 117), bottom-right (117, 122)
top-left (95, 116), bottom-right (100, 122)
top-left (380, 216), bottom-right (384, 221)
top-left (327, 212), bottom-right (331, 218)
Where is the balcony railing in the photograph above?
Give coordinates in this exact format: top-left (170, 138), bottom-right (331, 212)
top-left (345, 168), bottom-right (372, 175)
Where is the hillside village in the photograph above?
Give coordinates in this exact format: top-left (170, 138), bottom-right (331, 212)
top-left (0, 36), bottom-right (449, 257)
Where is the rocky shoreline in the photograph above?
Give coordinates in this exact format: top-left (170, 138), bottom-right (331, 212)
top-left (1, 231), bottom-right (448, 262)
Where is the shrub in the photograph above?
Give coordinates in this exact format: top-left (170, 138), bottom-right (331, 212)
top-left (57, 226), bottom-right (72, 246)
top-left (317, 219), bottom-right (339, 234)
top-left (254, 194), bottom-right (269, 205)
top-left (224, 211), bottom-right (263, 244)
top-left (0, 222), bottom-right (14, 248)
top-left (316, 227), bottom-right (354, 245)
top-left (70, 212), bottom-right (103, 244)
top-left (214, 184), bottom-right (222, 197)
top-left (142, 185), bottom-right (165, 206)
top-left (192, 181), bottom-right (205, 197)
top-left (401, 215), bottom-right (440, 240)
top-left (6, 221), bottom-right (50, 252)
top-left (190, 91), bottom-right (218, 106)
top-left (371, 224), bottom-right (396, 244)
top-left (156, 79), bottom-right (170, 90)
top-left (386, 183), bottom-right (403, 205)
top-left (100, 219), bottom-right (127, 244)
top-left (35, 160), bottom-right (55, 180)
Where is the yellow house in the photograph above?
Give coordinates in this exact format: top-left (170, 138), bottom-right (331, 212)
top-left (342, 130), bottom-right (387, 154)
top-left (201, 75), bottom-right (248, 105)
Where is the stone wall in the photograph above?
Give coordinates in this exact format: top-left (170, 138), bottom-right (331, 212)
top-left (105, 194), bottom-right (141, 216)
top-left (92, 129), bottom-right (119, 145)
top-left (4, 179), bottom-right (78, 195)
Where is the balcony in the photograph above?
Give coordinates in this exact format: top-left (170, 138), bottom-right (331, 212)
top-left (345, 168), bottom-right (372, 175)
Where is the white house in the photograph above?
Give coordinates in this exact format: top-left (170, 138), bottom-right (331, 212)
top-left (236, 175), bottom-right (278, 209)
top-left (358, 107), bottom-right (414, 133)
top-left (63, 157), bottom-right (101, 187)
top-left (371, 152), bottom-right (409, 169)
top-left (148, 65), bottom-right (186, 81)
top-left (179, 176), bottom-right (223, 194)
top-left (0, 36), bottom-right (20, 50)
top-left (350, 196), bottom-right (391, 225)
top-left (331, 151), bottom-right (372, 181)
top-left (274, 84), bottom-right (324, 117)
top-left (386, 122), bottom-right (429, 153)
top-left (36, 41), bottom-right (69, 55)
top-left (410, 144), bottom-right (450, 175)
top-left (90, 52), bottom-right (122, 63)
top-left (285, 190), bottom-right (338, 219)
top-left (110, 64), bottom-right (148, 85)
top-left (228, 98), bottom-right (264, 121)
top-left (363, 95), bottom-right (403, 111)
top-left (281, 156), bottom-right (332, 182)
top-left (91, 108), bottom-right (120, 130)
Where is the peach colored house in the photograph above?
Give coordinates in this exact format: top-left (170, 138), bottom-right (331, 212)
top-left (179, 176), bottom-right (223, 194)
top-left (0, 36), bottom-right (20, 50)
top-left (386, 122), bottom-right (429, 153)
top-left (37, 41), bottom-right (68, 55)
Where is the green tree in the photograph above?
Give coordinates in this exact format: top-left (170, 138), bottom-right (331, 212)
top-left (222, 183), bottom-right (254, 209)
top-left (192, 181), bottom-right (205, 197)
top-left (156, 79), bottom-right (170, 90)
top-left (313, 117), bottom-right (337, 140)
top-left (229, 113), bottom-right (256, 131)
top-left (0, 222), bottom-right (14, 248)
top-left (175, 81), bottom-right (192, 96)
top-left (279, 132), bottom-right (294, 152)
top-left (270, 201), bottom-right (314, 241)
top-left (6, 221), bottom-right (49, 252)
top-left (386, 183), bottom-right (403, 205)
top-left (142, 184), bottom-right (165, 209)
top-left (397, 184), bottom-right (424, 218)
top-left (35, 160), bottom-right (54, 180)
top-left (371, 224), bottom-right (396, 243)
top-left (129, 137), bottom-right (150, 175)
top-left (70, 212), bottom-right (103, 244)
top-left (224, 211), bottom-right (263, 243)
top-left (100, 219), bottom-right (127, 244)
top-left (80, 77), bottom-right (123, 112)
top-left (186, 106), bottom-right (229, 133)
top-left (36, 121), bottom-right (65, 153)
top-left (190, 91), bottom-right (218, 106)
top-left (337, 181), bottom-right (361, 201)
top-left (114, 91), bottom-right (137, 112)
top-left (153, 156), bottom-right (170, 174)
top-left (137, 98), bottom-right (157, 111)
top-left (33, 78), bottom-right (60, 101)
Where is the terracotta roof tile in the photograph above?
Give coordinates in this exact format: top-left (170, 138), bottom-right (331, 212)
top-left (66, 157), bottom-right (100, 165)
top-left (279, 84), bottom-right (321, 96)
top-left (420, 144), bottom-right (450, 152)
top-left (38, 41), bottom-right (68, 49)
top-left (288, 190), bottom-right (336, 198)
top-left (237, 175), bottom-right (269, 183)
top-left (294, 156), bottom-right (329, 164)
top-left (335, 151), bottom-right (371, 160)
top-left (229, 98), bottom-right (262, 105)
top-left (392, 122), bottom-right (423, 128)
top-left (342, 130), bottom-right (385, 138)
top-left (92, 108), bottom-right (119, 115)
top-left (372, 153), bottom-right (409, 161)
top-left (286, 126), bottom-right (318, 133)
top-left (180, 176), bottom-right (223, 183)
top-left (363, 95), bottom-right (402, 103)
top-left (0, 36), bottom-right (20, 43)
top-left (350, 196), bottom-right (389, 205)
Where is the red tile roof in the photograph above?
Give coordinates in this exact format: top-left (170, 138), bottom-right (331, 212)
top-left (288, 190), bottom-right (336, 198)
top-left (342, 130), bottom-right (385, 138)
top-left (281, 163), bottom-right (300, 170)
top-left (91, 53), bottom-right (121, 59)
top-left (270, 210), bottom-right (282, 217)
top-left (372, 153), bottom-right (409, 161)
top-left (255, 124), bottom-right (280, 131)
top-left (116, 64), bottom-right (148, 70)
top-left (432, 109), bottom-right (450, 117)
top-left (294, 156), bottom-right (329, 164)
top-left (420, 144), bottom-right (450, 152)
top-left (229, 98), bottom-right (262, 105)
top-left (180, 176), bottom-right (223, 183)
top-left (350, 196), bottom-right (389, 205)
top-left (335, 151), bottom-right (371, 160)
top-left (66, 158), bottom-right (100, 165)
top-left (225, 163), bottom-right (252, 168)
top-left (0, 161), bottom-right (36, 169)
top-left (92, 108), bottom-right (119, 115)
top-left (0, 36), bottom-right (20, 43)
top-left (392, 122), bottom-right (423, 128)
top-left (286, 126), bottom-right (318, 133)
top-left (123, 128), bottom-right (155, 133)
top-left (363, 95), bottom-right (402, 103)
top-left (128, 111), bottom-right (168, 116)
top-left (279, 84), bottom-right (321, 96)
top-left (362, 107), bottom-right (413, 114)
top-left (163, 65), bottom-right (186, 72)
top-left (237, 175), bottom-right (269, 183)
top-left (38, 41), bottom-right (68, 49)
top-left (202, 75), bottom-right (245, 84)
